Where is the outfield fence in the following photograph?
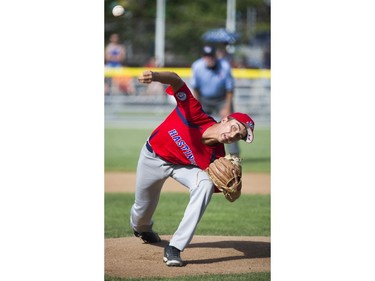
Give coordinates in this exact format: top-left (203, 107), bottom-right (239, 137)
top-left (105, 67), bottom-right (270, 128)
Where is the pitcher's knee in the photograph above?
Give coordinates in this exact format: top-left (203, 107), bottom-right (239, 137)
top-left (194, 171), bottom-right (214, 194)
top-left (196, 171), bottom-right (213, 190)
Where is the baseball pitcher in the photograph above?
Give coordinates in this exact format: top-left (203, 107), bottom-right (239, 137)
top-left (130, 71), bottom-right (255, 266)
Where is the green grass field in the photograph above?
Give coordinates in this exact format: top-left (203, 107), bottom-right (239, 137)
top-left (105, 193), bottom-right (270, 238)
top-left (105, 127), bottom-right (270, 173)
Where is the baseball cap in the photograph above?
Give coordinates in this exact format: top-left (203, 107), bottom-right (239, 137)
top-left (228, 112), bottom-right (255, 143)
top-left (202, 45), bottom-right (216, 57)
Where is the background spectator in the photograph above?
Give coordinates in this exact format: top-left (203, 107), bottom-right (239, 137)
top-left (105, 33), bottom-right (126, 67)
top-left (105, 33), bottom-right (134, 95)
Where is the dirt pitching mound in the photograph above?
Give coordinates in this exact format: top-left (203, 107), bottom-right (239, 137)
top-left (105, 235), bottom-right (270, 279)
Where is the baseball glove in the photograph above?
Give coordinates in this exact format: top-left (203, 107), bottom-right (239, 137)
top-left (206, 154), bottom-right (242, 202)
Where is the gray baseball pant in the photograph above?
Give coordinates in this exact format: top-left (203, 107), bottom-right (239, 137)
top-left (130, 143), bottom-right (214, 251)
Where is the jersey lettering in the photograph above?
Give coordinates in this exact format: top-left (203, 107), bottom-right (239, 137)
top-left (168, 129), bottom-right (197, 165)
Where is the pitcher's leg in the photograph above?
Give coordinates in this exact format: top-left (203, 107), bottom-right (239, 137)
top-left (169, 168), bottom-right (214, 251)
top-left (130, 145), bottom-right (170, 233)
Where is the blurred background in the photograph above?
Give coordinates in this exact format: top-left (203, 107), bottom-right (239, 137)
top-left (104, 0), bottom-right (271, 128)
top-left (105, 0), bottom-right (270, 68)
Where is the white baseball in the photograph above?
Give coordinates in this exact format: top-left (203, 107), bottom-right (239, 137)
top-left (112, 5), bottom-right (125, 17)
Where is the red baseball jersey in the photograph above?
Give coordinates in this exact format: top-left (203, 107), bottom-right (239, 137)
top-left (148, 83), bottom-right (225, 170)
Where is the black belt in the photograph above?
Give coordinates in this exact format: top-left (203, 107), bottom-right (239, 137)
top-left (146, 141), bottom-right (153, 153)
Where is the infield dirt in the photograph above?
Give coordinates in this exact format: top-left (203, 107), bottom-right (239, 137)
top-left (105, 172), bottom-right (270, 194)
